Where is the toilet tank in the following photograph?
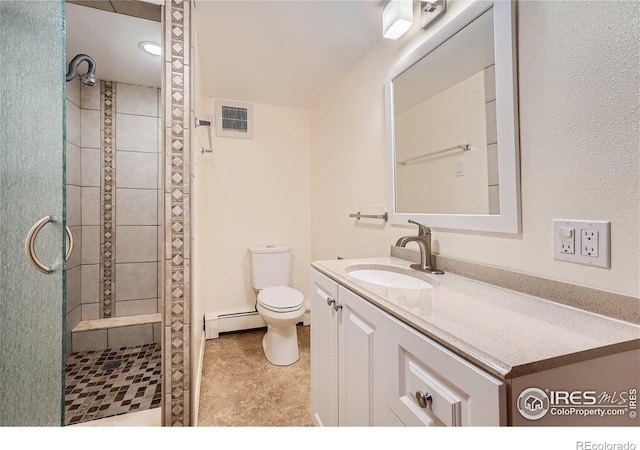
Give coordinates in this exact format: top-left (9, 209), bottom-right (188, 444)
top-left (249, 245), bottom-right (292, 289)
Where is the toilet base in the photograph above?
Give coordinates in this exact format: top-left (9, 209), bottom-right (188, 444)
top-left (262, 324), bottom-right (300, 366)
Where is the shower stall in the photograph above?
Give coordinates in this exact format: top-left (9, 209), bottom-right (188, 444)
top-left (63, 1), bottom-right (163, 425)
top-left (1, 0), bottom-right (192, 426)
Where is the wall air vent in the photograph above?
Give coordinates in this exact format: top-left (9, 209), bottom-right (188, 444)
top-left (215, 99), bottom-right (254, 139)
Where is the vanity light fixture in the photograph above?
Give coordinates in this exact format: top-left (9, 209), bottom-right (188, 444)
top-left (382, 0), bottom-right (413, 40)
top-left (138, 41), bottom-right (161, 56)
top-left (421, 0), bottom-right (446, 30)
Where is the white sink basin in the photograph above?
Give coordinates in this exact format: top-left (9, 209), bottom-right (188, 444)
top-left (347, 266), bottom-right (433, 290)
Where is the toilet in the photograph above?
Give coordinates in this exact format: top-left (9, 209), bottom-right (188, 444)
top-left (249, 245), bottom-right (305, 366)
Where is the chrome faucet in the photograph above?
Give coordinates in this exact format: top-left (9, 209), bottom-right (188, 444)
top-left (396, 220), bottom-right (444, 274)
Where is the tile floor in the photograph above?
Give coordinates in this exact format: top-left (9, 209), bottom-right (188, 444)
top-left (64, 342), bottom-right (161, 425)
top-left (198, 324), bottom-right (313, 426)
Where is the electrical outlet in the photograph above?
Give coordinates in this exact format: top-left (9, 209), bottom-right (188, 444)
top-left (559, 227), bottom-right (575, 254)
top-left (455, 161), bottom-right (465, 177)
top-left (553, 220), bottom-right (610, 268)
top-left (581, 229), bottom-right (598, 257)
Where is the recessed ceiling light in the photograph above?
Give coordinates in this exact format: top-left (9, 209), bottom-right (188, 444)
top-left (139, 41), bottom-right (161, 56)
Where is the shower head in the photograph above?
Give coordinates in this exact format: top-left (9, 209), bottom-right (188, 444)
top-left (66, 54), bottom-right (97, 87)
top-left (79, 72), bottom-right (97, 87)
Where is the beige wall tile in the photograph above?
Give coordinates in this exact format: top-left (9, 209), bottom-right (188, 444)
top-left (65, 305), bottom-right (82, 356)
top-left (73, 330), bottom-right (107, 352)
top-left (157, 190), bottom-right (163, 225)
top-left (115, 262), bottom-right (157, 301)
top-left (157, 118), bottom-right (163, 153)
top-left (82, 187), bottom-right (100, 225)
top-left (116, 151), bottom-right (158, 189)
top-left (67, 265), bottom-right (81, 312)
top-left (157, 152), bottom-right (163, 188)
top-left (116, 188), bottom-right (158, 225)
top-left (67, 143), bottom-right (81, 186)
top-left (67, 226), bottom-right (82, 269)
top-left (108, 324), bottom-right (154, 349)
top-left (82, 303), bottom-right (99, 320)
top-left (81, 264), bottom-right (99, 304)
top-left (116, 113), bottom-right (158, 153)
top-left (115, 298), bottom-right (158, 317)
top-left (81, 147), bottom-right (101, 187)
top-left (116, 83), bottom-right (158, 117)
top-left (488, 185), bottom-right (500, 214)
top-left (153, 322), bottom-right (161, 343)
top-left (67, 76), bottom-right (80, 106)
top-left (80, 109), bottom-right (100, 148)
top-left (116, 226), bottom-right (158, 263)
top-left (67, 185), bottom-right (81, 227)
top-left (484, 64), bottom-right (496, 103)
top-left (82, 225), bottom-right (100, 265)
top-left (485, 100), bottom-right (497, 145)
top-left (81, 81), bottom-right (100, 110)
top-left (66, 100), bottom-right (81, 147)
top-left (487, 143), bottom-right (499, 186)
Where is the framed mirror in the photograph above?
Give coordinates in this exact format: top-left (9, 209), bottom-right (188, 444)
top-left (386, 0), bottom-right (520, 233)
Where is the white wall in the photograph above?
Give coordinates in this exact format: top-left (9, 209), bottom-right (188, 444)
top-left (310, 1), bottom-right (639, 298)
top-left (191, 30), bottom-right (205, 425)
top-left (194, 98), bottom-right (311, 317)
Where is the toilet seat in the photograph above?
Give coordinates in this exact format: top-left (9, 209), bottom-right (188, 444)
top-left (258, 286), bottom-right (304, 313)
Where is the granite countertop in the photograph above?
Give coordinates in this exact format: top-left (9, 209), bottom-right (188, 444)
top-left (311, 256), bottom-right (640, 380)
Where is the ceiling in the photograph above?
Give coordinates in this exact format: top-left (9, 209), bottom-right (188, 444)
top-left (66, 2), bottom-right (162, 88)
top-left (66, 1), bottom-right (385, 107)
top-left (193, 0), bottom-right (384, 108)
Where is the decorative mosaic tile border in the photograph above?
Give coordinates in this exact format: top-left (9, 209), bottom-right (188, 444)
top-left (163, 0), bottom-right (191, 427)
top-left (100, 80), bottom-right (116, 319)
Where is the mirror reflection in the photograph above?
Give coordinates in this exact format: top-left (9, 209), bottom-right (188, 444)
top-left (393, 7), bottom-right (498, 215)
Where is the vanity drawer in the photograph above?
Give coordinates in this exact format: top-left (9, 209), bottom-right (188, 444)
top-left (400, 356), bottom-right (463, 426)
top-left (385, 316), bottom-right (506, 426)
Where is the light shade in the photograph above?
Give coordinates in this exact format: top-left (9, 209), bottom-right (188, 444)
top-left (383, 0), bottom-right (413, 40)
top-left (138, 41), bottom-right (162, 56)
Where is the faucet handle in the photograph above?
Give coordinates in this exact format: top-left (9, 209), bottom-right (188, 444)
top-left (408, 220), bottom-right (431, 236)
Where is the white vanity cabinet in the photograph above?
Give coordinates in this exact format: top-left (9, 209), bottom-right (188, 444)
top-left (310, 268), bottom-right (397, 426)
top-left (310, 268), bottom-right (506, 427)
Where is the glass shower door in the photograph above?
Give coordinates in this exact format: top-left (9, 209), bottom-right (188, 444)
top-left (0, 0), bottom-right (66, 426)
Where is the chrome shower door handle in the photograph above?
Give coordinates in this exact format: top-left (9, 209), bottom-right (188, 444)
top-left (24, 215), bottom-right (73, 274)
top-left (65, 224), bottom-right (74, 262)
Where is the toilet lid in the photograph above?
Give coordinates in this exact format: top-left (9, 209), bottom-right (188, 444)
top-left (258, 286), bottom-right (304, 311)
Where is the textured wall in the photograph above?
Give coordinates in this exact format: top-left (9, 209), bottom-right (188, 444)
top-left (310, 1), bottom-right (639, 298)
top-left (194, 98), bottom-right (312, 316)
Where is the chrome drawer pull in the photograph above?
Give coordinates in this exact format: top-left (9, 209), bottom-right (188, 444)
top-left (327, 298), bottom-right (336, 306)
top-left (333, 303), bottom-right (342, 312)
top-left (416, 391), bottom-right (433, 408)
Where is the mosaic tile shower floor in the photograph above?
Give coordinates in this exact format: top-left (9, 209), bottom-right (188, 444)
top-left (64, 343), bottom-right (161, 426)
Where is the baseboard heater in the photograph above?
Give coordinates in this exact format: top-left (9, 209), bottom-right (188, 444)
top-left (204, 310), bottom-right (266, 340)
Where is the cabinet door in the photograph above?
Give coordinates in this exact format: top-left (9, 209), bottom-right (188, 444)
top-left (337, 286), bottom-right (390, 426)
top-left (310, 269), bottom-right (339, 426)
top-left (385, 316), bottom-right (506, 426)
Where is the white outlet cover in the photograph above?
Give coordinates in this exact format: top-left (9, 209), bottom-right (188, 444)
top-left (553, 219), bottom-right (611, 268)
